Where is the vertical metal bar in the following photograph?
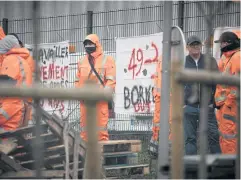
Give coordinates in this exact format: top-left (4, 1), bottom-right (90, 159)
top-left (63, 123), bottom-right (70, 179)
top-left (197, 1), bottom-right (214, 179)
top-left (178, 1), bottom-right (184, 30)
top-left (83, 99), bottom-right (102, 179)
top-left (157, 1), bottom-right (172, 179)
top-left (73, 132), bottom-right (80, 179)
top-left (236, 86), bottom-right (240, 179)
top-left (87, 11), bottom-right (93, 35)
top-left (32, 1), bottom-right (43, 178)
top-left (2, 18), bottom-right (8, 35)
top-left (170, 27), bottom-right (185, 179)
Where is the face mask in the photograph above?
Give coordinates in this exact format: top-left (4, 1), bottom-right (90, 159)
top-left (221, 41), bottom-right (240, 53)
top-left (85, 45), bottom-right (96, 54)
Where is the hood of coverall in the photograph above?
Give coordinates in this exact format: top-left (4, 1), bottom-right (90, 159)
top-left (0, 35), bottom-right (29, 82)
top-left (83, 34), bottom-right (103, 58)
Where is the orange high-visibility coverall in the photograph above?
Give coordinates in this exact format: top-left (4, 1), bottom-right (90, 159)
top-left (0, 51), bottom-right (32, 131)
top-left (215, 57), bottom-right (225, 129)
top-left (151, 57), bottom-right (172, 144)
top-left (75, 34), bottom-right (116, 141)
top-left (5, 48), bottom-right (35, 124)
top-left (0, 27), bottom-right (6, 68)
top-left (0, 90), bottom-right (25, 131)
top-left (215, 49), bottom-right (240, 154)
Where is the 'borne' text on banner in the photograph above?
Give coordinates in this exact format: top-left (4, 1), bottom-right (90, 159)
top-left (115, 33), bottom-right (163, 114)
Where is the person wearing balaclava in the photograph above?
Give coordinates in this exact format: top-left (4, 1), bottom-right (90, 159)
top-left (75, 34), bottom-right (116, 141)
top-left (214, 31), bottom-right (240, 154)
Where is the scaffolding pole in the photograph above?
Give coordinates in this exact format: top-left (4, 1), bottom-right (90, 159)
top-left (157, 1), bottom-right (172, 178)
top-left (32, 2), bottom-right (43, 178)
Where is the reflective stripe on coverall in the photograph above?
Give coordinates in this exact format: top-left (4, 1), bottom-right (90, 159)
top-left (215, 49), bottom-right (240, 154)
top-left (75, 34), bottom-right (116, 141)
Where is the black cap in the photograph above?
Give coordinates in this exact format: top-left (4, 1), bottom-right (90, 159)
top-left (214, 31), bottom-right (240, 43)
top-left (83, 39), bottom-right (93, 45)
top-left (187, 35), bottom-right (202, 45)
top-left (8, 33), bottom-right (23, 47)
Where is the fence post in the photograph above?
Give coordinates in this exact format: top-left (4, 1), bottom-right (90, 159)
top-left (32, 1), bottom-right (43, 178)
top-left (87, 11), bottom-right (93, 35)
top-left (178, 1), bottom-right (184, 30)
top-left (2, 18), bottom-right (8, 35)
top-left (157, 1), bottom-right (173, 179)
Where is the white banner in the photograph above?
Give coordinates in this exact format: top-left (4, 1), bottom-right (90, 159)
top-left (213, 26), bottom-right (240, 62)
top-left (115, 33), bottom-right (163, 114)
top-left (25, 41), bottom-right (70, 119)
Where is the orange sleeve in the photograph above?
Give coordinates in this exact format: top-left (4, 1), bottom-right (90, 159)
top-left (0, 99), bottom-right (24, 126)
top-left (104, 56), bottom-right (116, 90)
top-left (217, 58), bottom-right (224, 71)
top-left (152, 62), bottom-right (159, 97)
top-left (75, 60), bottom-right (81, 87)
top-left (0, 27), bottom-right (6, 40)
top-left (0, 55), bottom-right (20, 80)
top-left (225, 54), bottom-right (240, 107)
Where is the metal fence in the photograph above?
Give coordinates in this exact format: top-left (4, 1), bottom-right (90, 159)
top-left (1, 1), bottom-right (240, 134)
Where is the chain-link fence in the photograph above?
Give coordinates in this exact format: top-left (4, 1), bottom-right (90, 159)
top-left (1, 0), bottom-right (240, 154)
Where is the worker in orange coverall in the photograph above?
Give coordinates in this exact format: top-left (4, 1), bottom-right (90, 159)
top-left (0, 34), bottom-right (32, 128)
top-left (215, 31), bottom-right (240, 146)
top-left (75, 34), bottom-right (116, 141)
top-left (148, 56), bottom-right (172, 155)
top-left (5, 33), bottom-right (35, 126)
top-left (214, 31), bottom-right (240, 154)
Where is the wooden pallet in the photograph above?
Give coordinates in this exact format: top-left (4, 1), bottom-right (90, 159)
top-left (0, 170), bottom-right (65, 179)
top-left (0, 108), bottom-right (86, 178)
top-left (0, 107), bottom-right (150, 179)
top-left (99, 140), bottom-right (142, 153)
top-left (76, 164), bottom-right (150, 178)
top-left (0, 129), bottom-right (84, 171)
top-left (105, 164), bottom-right (150, 177)
top-left (51, 140), bottom-right (141, 171)
top-left (104, 151), bottom-right (139, 166)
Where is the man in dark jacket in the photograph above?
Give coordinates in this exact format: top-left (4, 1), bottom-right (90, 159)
top-left (183, 35), bottom-right (221, 155)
